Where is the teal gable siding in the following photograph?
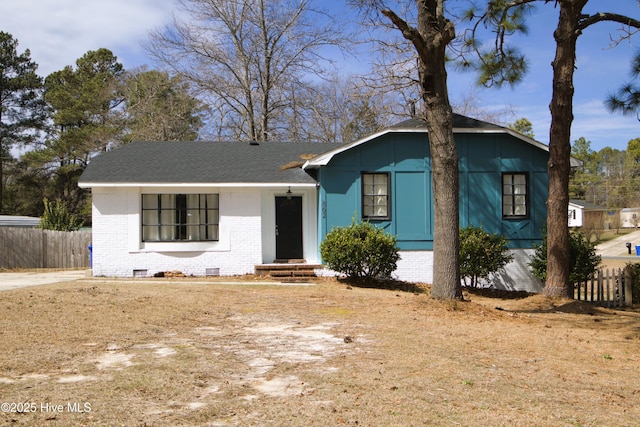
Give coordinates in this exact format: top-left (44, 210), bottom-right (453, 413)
top-left (458, 134), bottom-right (548, 247)
top-left (318, 131), bottom-right (548, 250)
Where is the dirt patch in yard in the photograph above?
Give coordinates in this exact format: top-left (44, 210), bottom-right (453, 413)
top-left (0, 276), bottom-right (639, 426)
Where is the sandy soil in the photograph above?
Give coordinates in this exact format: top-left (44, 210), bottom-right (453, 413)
top-left (0, 276), bottom-right (638, 426)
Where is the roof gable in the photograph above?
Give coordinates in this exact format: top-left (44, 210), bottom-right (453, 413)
top-left (303, 114), bottom-right (581, 169)
top-left (389, 115), bottom-right (504, 131)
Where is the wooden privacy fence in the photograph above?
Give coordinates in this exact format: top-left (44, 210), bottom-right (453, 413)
top-left (0, 228), bottom-right (92, 269)
top-left (575, 268), bottom-right (634, 308)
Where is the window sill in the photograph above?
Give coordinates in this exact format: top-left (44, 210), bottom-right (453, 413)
top-left (138, 241), bottom-right (226, 252)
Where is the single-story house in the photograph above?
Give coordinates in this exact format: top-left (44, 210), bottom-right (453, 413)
top-left (78, 114), bottom-right (578, 292)
top-left (568, 200), bottom-right (607, 228)
top-left (78, 140), bottom-right (337, 278)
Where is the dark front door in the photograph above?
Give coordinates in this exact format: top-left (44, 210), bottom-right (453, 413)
top-left (275, 196), bottom-right (303, 260)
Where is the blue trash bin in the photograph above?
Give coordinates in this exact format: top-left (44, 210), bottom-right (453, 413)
top-left (636, 245), bottom-right (640, 256)
top-left (88, 244), bottom-right (93, 267)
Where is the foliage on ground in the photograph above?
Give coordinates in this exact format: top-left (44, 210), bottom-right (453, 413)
top-left (337, 276), bottom-right (427, 293)
top-left (0, 275), bottom-right (639, 426)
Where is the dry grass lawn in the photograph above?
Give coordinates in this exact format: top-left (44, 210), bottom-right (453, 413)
top-left (0, 275), bottom-right (639, 426)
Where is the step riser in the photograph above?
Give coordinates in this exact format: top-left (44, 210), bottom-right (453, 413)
top-left (255, 264), bottom-right (321, 278)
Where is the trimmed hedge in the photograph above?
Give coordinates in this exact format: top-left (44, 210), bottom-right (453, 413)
top-left (320, 219), bottom-right (399, 280)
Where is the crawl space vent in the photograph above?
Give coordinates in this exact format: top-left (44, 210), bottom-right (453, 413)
top-left (205, 268), bottom-right (220, 277)
top-left (133, 269), bottom-right (148, 278)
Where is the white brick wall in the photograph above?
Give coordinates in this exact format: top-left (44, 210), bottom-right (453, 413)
top-left (394, 251), bottom-right (434, 283)
top-left (316, 251), bottom-right (433, 282)
top-left (91, 188), bottom-right (262, 277)
top-left (489, 249), bottom-right (544, 293)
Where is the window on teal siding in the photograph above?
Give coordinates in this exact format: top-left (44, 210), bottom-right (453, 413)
top-left (362, 172), bottom-right (390, 220)
top-left (502, 173), bottom-right (528, 218)
top-left (142, 194), bottom-right (219, 241)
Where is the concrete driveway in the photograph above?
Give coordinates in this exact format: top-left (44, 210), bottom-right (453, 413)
top-left (0, 269), bottom-right (89, 291)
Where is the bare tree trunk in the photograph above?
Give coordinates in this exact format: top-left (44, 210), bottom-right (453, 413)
top-left (382, 1), bottom-right (462, 299)
top-left (427, 133), bottom-right (462, 295)
top-left (422, 61), bottom-right (461, 299)
top-left (544, 0), bottom-right (587, 298)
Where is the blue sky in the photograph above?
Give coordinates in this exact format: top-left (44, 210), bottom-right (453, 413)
top-left (1, 0), bottom-right (639, 151)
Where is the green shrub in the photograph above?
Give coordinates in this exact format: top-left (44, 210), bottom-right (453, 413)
top-left (320, 219), bottom-right (399, 280)
top-left (459, 225), bottom-right (513, 288)
top-left (37, 198), bottom-right (84, 231)
top-left (529, 229), bottom-right (601, 284)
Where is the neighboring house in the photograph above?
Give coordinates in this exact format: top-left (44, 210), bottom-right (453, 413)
top-left (568, 200), bottom-right (607, 228)
top-left (620, 207), bottom-right (640, 228)
top-left (79, 115), bottom-right (577, 292)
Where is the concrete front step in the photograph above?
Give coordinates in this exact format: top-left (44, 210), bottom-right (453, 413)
top-left (269, 270), bottom-right (317, 277)
top-left (255, 263), bottom-right (322, 278)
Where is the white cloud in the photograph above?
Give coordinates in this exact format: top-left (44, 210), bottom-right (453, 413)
top-left (571, 99), bottom-right (639, 150)
top-left (0, 0), bottom-right (176, 76)
top-left (513, 98), bottom-right (639, 151)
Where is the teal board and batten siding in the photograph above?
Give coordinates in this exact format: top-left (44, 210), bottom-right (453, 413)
top-left (317, 131), bottom-right (548, 250)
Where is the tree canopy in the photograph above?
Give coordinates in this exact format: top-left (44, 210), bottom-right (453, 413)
top-left (3, 46), bottom-right (208, 222)
top-left (0, 31), bottom-right (47, 213)
top-left (146, 0), bottom-right (351, 142)
top-left (122, 68), bottom-right (204, 143)
top-left (607, 51), bottom-right (640, 119)
top-left (508, 117), bottom-right (535, 138)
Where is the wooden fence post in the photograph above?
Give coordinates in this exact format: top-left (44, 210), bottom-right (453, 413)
top-left (42, 230), bottom-right (47, 268)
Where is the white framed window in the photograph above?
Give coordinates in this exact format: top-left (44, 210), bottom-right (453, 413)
top-left (142, 194), bottom-right (219, 242)
top-left (502, 173), bottom-right (528, 219)
top-left (362, 172), bottom-right (390, 220)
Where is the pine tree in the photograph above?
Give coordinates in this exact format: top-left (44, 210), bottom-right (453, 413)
top-left (24, 48), bottom-right (125, 219)
top-left (0, 32), bottom-right (48, 213)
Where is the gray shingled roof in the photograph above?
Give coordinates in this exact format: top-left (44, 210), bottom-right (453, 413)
top-left (569, 199), bottom-right (607, 211)
top-left (79, 141), bottom-right (342, 185)
top-left (389, 114), bottom-right (505, 131)
top-left (0, 215), bottom-right (40, 227)
top-left (79, 115), bottom-right (527, 186)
